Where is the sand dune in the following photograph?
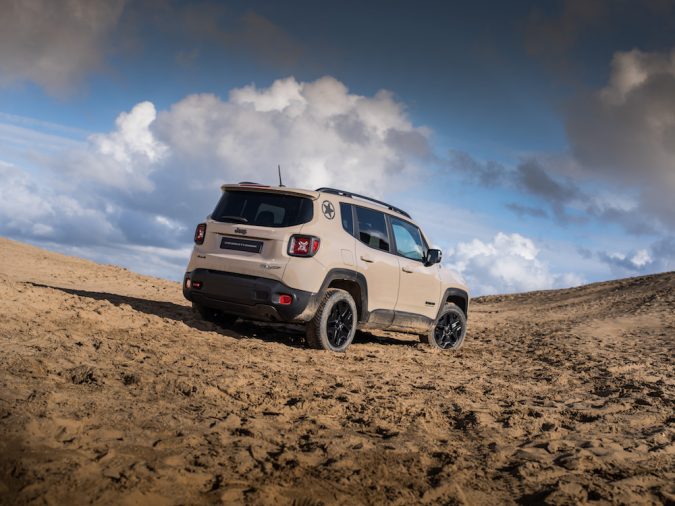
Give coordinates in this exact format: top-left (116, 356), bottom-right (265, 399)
top-left (0, 237), bottom-right (673, 505)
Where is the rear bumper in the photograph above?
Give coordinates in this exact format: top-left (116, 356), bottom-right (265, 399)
top-left (183, 268), bottom-right (317, 323)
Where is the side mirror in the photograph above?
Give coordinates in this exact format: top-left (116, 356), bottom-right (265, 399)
top-left (425, 248), bottom-right (442, 266)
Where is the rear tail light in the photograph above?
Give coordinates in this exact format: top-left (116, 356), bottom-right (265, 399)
top-left (278, 294), bottom-right (293, 305)
top-left (288, 235), bottom-right (320, 257)
top-left (194, 223), bottom-right (206, 245)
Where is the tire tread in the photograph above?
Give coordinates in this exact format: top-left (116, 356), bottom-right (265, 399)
top-left (306, 288), bottom-right (356, 351)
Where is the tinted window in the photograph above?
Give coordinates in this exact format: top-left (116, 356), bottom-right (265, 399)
top-left (355, 206), bottom-right (390, 252)
top-left (340, 203), bottom-right (354, 235)
top-left (391, 217), bottom-right (425, 261)
top-left (212, 191), bottom-right (313, 227)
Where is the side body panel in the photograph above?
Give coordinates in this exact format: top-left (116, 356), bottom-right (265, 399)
top-left (281, 195), bottom-right (356, 293)
top-left (395, 258), bottom-right (442, 320)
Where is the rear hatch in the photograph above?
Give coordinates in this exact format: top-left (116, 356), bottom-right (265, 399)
top-left (197, 188), bottom-right (316, 281)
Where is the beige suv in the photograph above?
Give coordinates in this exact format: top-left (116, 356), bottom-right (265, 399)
top-left (183, 183), bottom-right (469, 352)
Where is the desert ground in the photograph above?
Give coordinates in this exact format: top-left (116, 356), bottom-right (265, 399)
top-left (0, 237), bottom-right (673, 505)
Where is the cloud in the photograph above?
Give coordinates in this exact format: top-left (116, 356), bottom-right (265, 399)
top-left (514, 159), bottom-right (585, 221)
top-left (0, 76), bottom-right (431, 280)
top-left (150, 76), bottom-right (428, 198)
top-left (445, 232), bottom-right (583, 295)
top-left (0, 161), bottom-right (121, 246)
top-left (0, 0), bottom-right (126, 95)
top-left (180, 5), bottom-right (304, 70)
top-left (0, 2), bottom-right (304, 95)
top-left (446, 150), bottom-right (661, 234)
top-left (61, 101), bottom-right (168, 192)
top-left (505, 203), bottom-right (548, 219)
top-left (447, 149), bottom-right (508, 187)
top-left (524, 0), bottom-right (608, 59)
top-left (565, 48), bottom-right (675, 229)
top-left (522, 0), bottom-right (675, 76)
top-left (590, 237), bottom-right (674, 277)
top-left (598, 249), bottom-right (652, 271)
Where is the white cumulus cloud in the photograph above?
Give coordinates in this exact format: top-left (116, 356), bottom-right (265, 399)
top-left (565, 48), bottom-right (675, 229)
top-left (150, 76), bottom-right (428, 195)
top-left (0, 76), bottom-right (432, 281)
top-left (445, 232), bottom-right (583, 295)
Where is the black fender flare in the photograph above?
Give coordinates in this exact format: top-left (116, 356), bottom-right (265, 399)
top-left (437, 288), bottom-right (469, 319)
top-left (317, 268), bottom-right (369, 321)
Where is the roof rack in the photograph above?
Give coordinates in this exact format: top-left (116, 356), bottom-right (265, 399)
top-left (316, 187), bottom-right (411, 219)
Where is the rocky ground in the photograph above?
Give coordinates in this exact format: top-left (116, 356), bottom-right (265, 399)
top-left (0, 237), bottom-right (673, 505)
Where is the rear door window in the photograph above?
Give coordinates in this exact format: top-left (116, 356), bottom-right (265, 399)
top-left (355, 206), bottom-right (390, 252)
top-left (211, 191), bottom-right (313, 227)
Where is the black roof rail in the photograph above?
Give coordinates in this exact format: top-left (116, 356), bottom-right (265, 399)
top-left (316, 187), bottom-right (411, 219)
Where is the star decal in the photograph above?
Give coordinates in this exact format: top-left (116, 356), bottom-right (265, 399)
top-left (322, 200), bottom-right (335, 219)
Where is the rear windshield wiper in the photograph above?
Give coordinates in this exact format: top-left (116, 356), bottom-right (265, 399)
top-left (219, 216), bottom-right (249, 224)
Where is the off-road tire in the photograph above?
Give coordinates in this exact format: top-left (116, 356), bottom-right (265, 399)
top-left (193, 303), bottom-right (237, 326)
top-left (306, 288), bottom-right (357, 352)
top-left (420, 303), bottom-right (466, 350)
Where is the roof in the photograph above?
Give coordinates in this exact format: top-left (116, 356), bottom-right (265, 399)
top-left (221, 183), bottom-right (414, 221)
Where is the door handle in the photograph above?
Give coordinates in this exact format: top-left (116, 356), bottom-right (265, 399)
top-left (360, 255), bottom-right (374, 263)
top-left (402, 266), bottom-right (414, 273)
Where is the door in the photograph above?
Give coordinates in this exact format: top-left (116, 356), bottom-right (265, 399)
top-left (353, 206), bottom-right (399, 324)
top-left (198, 189), bottom-right (313, 281)
top-left (389, 216), bottom-right (441, 320)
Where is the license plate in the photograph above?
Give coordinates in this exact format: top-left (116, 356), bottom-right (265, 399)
top-left (220, 237), bottom-right (263, 253)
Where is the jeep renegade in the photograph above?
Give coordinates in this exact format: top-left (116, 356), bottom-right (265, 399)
top-left (183, 183), bottom-right (469, 352)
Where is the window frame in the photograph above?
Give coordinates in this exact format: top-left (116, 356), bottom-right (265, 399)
top-left (349, 203), bottom-right (431, 263)
top-left (340, 202), bottom-right (354, 236)
top-left (352, 205), bottom-right (393, 253)
top-left (388, 215), bottom-right (427, 263)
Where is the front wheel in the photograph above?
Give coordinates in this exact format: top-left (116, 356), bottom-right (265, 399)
top-left (306, 289), bottom-right (357, 352)
top-left (420, 303), bottom-right (466, 350)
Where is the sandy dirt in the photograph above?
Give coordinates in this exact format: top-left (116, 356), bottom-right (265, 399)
top-left (0, 237), bottom-right (673, 505)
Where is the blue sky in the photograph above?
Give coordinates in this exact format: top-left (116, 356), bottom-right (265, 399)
top-left (0, 0), bottom-right (673, 294)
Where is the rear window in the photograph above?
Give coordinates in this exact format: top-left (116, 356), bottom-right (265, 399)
top-left (355, 206), bottom-right (390, 252)
top-left (211, 190), bottom-right (313, 227)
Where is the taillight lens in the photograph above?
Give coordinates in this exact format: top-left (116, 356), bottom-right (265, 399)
top-left (278, 294), bottom-right (293, 305)
top-left (194, 223), bottom-right (206, 245)
top-left (288, 235), bottom-right (320, 257)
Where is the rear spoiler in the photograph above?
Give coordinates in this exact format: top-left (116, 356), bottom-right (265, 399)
top-left (220, 184), bottom-right (319, 199)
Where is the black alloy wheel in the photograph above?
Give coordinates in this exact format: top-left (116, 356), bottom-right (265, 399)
top-left (305, 288), bottom-right (358, 352)
top-left (434, 311), bottom-right (464, 349)
top-left (420, 302), bottom-right (466, 350)
top-left (326, 300), bottom-right (354, 348)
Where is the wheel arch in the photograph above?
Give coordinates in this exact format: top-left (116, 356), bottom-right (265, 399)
top-left (439, 288), bottom-right (469, 318)
top-left (320, 268), bottom-right (369, 322)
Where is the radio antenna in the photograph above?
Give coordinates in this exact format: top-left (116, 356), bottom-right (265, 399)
top-left (278, 164), bottom-right (285, 187)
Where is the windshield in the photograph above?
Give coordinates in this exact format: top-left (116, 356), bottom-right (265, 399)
top-left (211, 190), bottom-right (314, 228)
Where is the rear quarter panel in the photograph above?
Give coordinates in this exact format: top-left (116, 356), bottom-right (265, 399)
top-left (282, 195), bottom-right (356, 293)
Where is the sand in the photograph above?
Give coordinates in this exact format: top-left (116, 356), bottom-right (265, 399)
top-left (0, 237), bottom-right (673, 505)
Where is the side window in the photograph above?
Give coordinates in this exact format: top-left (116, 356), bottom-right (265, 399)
top-left (355, 206), bottom-right (390, 252)
top-left (340, 202), bottom-right (354, 236)
top-left (391, 217), bottom-right (425, 261)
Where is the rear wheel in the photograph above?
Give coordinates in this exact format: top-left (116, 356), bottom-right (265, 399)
top-left (420, 303), bottom-right (466, 350)
top-left (306, 289), bottom-right (357, 352)
top-left (192, 303), bottom-right (237, 327)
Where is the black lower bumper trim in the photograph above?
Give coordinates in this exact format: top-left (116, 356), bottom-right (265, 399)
top-left (183, 269), bottom-right (315, 323)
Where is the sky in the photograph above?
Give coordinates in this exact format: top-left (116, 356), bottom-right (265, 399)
top-left (0, 0), bottom-right (674, 295)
